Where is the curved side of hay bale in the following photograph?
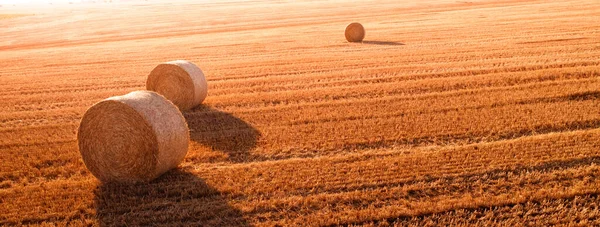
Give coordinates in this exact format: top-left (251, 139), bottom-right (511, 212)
top-left (146, 60), bottom-right (208, 111)
top-left (78, 91), bottom-right (189, 183)
top-left (345, 22), bottom-right (365, 42)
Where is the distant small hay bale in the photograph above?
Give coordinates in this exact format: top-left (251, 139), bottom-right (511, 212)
top-left (146, 60), bottom-right (208, 111)
top-left (78, 91), bottom-right (189, 183)
top-left (345, 22), bottom-right (365, 42)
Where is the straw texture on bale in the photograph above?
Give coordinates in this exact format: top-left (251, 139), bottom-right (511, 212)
top-left (345, 22), bottom-right (365, 42)
top-left (77, 91), bottom-right (189, 183)
top-left (146, 60), bottom-right (208, 111)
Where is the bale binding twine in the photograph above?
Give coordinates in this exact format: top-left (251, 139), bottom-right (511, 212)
top-left (78, 90), bottom-right (189, 183)
top-left (345, 22), bottom-right (365, 42)
top-left (146, 60), bottom-right (208, 111)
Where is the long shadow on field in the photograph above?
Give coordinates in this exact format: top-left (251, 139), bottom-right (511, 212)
top-left (184, 105), bottom-right (261, 162)
top-left (362, 40), bottom-right (405, 46)
top-left (94, 169), bottom-right (250, 226)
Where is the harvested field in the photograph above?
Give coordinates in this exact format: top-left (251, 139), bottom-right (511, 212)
top-left (1, 0), bottom-right (599, 226)
top-left (0, 14), bottom-right (28, 20)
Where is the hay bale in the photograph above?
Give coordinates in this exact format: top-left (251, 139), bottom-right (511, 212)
top-left (146, 60), bottom-right (208, 111)
top-left (77, 91), bottom-right (189, 183)
top-left (345, 22), bottom-right (365, 42)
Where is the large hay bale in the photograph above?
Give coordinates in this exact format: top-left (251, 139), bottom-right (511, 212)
top-left (146, 60), bottom-right (208, 111)
top-left (345, 22), bottom-right (365, 42)
top-left (78, 91), bottom-right (189, 183)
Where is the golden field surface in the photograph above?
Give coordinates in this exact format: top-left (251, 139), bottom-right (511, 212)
top-left (1, 0), bottom-right (600, 225)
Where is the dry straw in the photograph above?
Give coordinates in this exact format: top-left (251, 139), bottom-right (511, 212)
top-left (78, 91), bottom-right (189, 183)
top-left (146, 60), bottom-right (208, 111)
top-left (345, 22), bottom-right (365, 42)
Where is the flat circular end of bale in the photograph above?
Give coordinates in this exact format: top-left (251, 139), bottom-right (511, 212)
top-left (345, 22), bottom-right (365, 42)
top-left (146, 60), bottom-right (208, 111)
top-left (77, 91), bottom-right (189, 183)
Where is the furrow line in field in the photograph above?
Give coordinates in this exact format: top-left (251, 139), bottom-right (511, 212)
top-left (207, 62), bottom-right (600, 95)
top-left (279, 90), bottom-right (600, 127)
top-left (0, 82), bottom-right (142, 97)
top-left (379, 194), bottom-right (600, 226)
top-left (214, 132), bottom-right (600, 200)
top-left (2, 67), bottom-right (596, 114)
top-left (218, 99), bottom-right (600, 161)
top-left (241, 165), bottom-right (600, 225)
top-left (225, 78), bottom-right (599, 119)
top-left (205, 51), bottom-right (599, 82)
top-left (185, 81), bottom-right (600, 133)
top-left (209, 69), bottom-right (599, 109)
top-left (205, 42), bottom-right (598, 74)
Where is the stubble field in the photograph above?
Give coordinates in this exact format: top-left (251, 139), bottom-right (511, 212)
top-left (1, 0), bottom-right (599, 226)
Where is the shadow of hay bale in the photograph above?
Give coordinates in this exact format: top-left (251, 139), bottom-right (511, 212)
top-left (184, 105), bottom-right (261, 162)
top-left (361, 41), bottom-right (405, 46)
top-left (94, 169), bottom-right (250, 226)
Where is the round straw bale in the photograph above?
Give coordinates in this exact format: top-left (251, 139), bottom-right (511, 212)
top-left (77, 91), bottom-right (189, 183)
top-left (146, 60), bottom-right (208, 111)
top-left (345, 22), bottom-right (365, 42)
